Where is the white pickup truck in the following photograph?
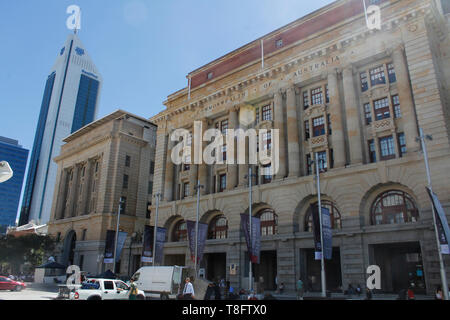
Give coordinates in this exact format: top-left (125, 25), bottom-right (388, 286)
top-left (69, 278), bottom-right (145, 300)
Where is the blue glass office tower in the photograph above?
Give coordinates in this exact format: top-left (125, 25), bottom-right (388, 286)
top-left (0, 137), bottom-right (29, 234)
top-left (19, 33), bottom-right (102, 226)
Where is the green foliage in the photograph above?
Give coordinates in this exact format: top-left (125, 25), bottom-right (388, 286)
top-left (0, 234), bottom-right (56, 274)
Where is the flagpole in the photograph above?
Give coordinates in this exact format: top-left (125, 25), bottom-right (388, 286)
top-left (113, 197), bottom-right (124, 274)
top-left (418, 128), bottom-right (449, 300)
top-left (315, 155), bottom-right (327, 298)
top-left (249, 166), bottom-right (253, 292)
top-left (194, 180), bottom-right (204, 276)
top-left (152, 193), bottom-right (162, 266)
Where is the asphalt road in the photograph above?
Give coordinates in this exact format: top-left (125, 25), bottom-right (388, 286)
top-left (0, 287), bottom-right (58, 300)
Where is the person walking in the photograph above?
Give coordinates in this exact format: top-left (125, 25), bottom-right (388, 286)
top-left (296, 278), bottom-right (304, 300)
top-left (128, 278), bottom-right (138, 300)
top-left (435, 286), bottom-right (443, 300)
top-left (365, 287), bottom-right (373, 300)
top-left (183, 277), bottom-right (195, 300)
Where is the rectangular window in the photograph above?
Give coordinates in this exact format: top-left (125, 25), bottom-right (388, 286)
top-left (330, 149), bottom-right (334, 169)
top-left (149, 161), bottom-right (155, 175)
top-left (368, 139), bottom-right (377, 163)
top-left (122, 174), bottom-right (129, 189)
top-left (327, 114), bottom-right (332, 135)
top-left (398, 133), bottom-right (406, 157)
top-left (311, 87), bottom-right (323, 105)
top-left (219, 174), bottom-right (226, 192)
top-left (304, 121), bottom-right (310, 140)
top-left (125, 155), bottom-right (131, 167)
top-left (387, 63), bottom-right (396, 83)
top-left (263, 131), bottom-right (272, 150)
top-left (148, 181), bottom-right (153, 194)
top-left (184, 154), bottom-right (191, 171)
top-left (325, 85), bottom-right (329, 103)
top-left (370, 65), bottom-right (386, 86)
top-left (306, 154), bottom-right (312, 175)
top-left (262, 165), bottom-right (272, 184)
top-left (316, 151), bottom-right (327, 172)
top-left (222, 145), bottom-right (227, 161)
top-left (379, 136), bottom-right (396, 160)
top-left (364, 103), bottom-right (372, 125)
top-left (255, 107), bottom-right (260, 125)
top-left (313, 116), bottom-right (325, 137)
top-left (183, 183), bottom-right (189, 198)
top-left (275, 39), bottom-right (283, 48)
top-left (373, 97), bottom-right (390, 120)
top-left (303, 91), bottom-right (309, 109)
top-left (360, 72), bottom-right (368, 92)
top-left (221, 120), bottom-right (228, 135)
top-left (262, 105), bottom-right (272, 121)
top-left (392, 95), bottom-right (401, 118)
top-left (82, 229), bottom-right (87, 241)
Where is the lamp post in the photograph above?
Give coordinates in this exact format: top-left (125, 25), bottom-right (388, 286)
top-left (152, 192), bottom-right (162, 266)
top-left (113, 197), bottom-right (125, 274)
top-left (417, 128), bottom-right (449, 300)
top-left (194, 180), bottom-right (204, 275)
top-left (314, 155), bottom-right (327, 298)
top-left (245, 166), bottom-right (257, 292)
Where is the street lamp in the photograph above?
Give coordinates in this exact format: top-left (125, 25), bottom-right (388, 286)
top-left (113, 197), bottom-right (125, 274)
top-left (313, 155), bottom-right (327, 298)
top-left (245, 166), bottom-right (257, 292)
top-left (417, 128), bottom-right (449, 300)
top-left (152, 192), bottom-right (162, 266)
top-left (194, 180), bottom-right (204, 276)
top-left (0, 161), bottom-right (13, 183)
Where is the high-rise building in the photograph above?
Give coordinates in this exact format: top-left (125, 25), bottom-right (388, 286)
top-left (0, 137), bottom-right (29, 234)
top-left (19, 33), bottom-right (102, 226)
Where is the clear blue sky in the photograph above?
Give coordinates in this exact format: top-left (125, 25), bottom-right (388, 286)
top-left (0, 0), bottom-right (334, 153)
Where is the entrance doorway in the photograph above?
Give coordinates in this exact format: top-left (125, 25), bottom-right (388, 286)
top-left (164, 254), bottom-right (186, 266)
top-left (203, 253), bottom-right (226, 282)
top-left (370, 242), bottom-right (426, 294)
top-left (62, 230), bottom-right (77, 266)
top-left (253, 251), bottom-right (277, 291)
top-left (301, 248), bottom-right (342, 292)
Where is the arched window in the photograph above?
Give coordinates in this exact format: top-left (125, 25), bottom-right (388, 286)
top-left (208, 215), bottom-right (228, 239)
top-left (173, 220), bottom-right (187, 242)
top-left (304, 201), bottom-right (342, 232)
top-left (371, 190), bottom-right (418, 225)
top-left (258, 209), bottom-right (278, 236)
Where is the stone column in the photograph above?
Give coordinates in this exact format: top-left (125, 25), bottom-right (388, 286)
top-left (274, 90), bottom-right (287, 179)
top-left (164, 135), bottom-right (175, 201)
top-left (189, 128), bottom-right (198, 196)
top-left (392, 44), bottom-right (419, 153)
top-left (55, 169), bottom-right (69, 220)
top-left (227, 108), bottom-right (238, 190)
top-left (286, 86), bottom-right (300, 177)
top-left (80, 159), bottom-right (93, 216)
top-left (198, 119), bottom-right (208, 195)
top-left (342, 66), bottom-right (363, 165)
top-left (328, 68), bottom-right (346, 168)
top-left (67, 165), bottom-right (80, 218)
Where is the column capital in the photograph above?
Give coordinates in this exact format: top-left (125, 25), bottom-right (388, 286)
top-left (327, 67), bottom-right (342, 77)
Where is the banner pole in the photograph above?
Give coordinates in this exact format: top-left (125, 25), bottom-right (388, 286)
top-left (315, 155), bottom-right (327, 298)
top-left (249, 166), bottom-right (253, 293)
top-left (153, 193), bottom-right (161, 266)
top-left (419, 128), bottom-right (449, 300)
top-left (113, 197), bottom-right (123, 274)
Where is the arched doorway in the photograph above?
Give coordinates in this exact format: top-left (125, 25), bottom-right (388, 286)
top-left (62, 230), bottom-right (77, 266)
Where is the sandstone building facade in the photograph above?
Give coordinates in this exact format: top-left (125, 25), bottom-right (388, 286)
top-left (150, 0), bottom-right (450, 294)
top-left (47, 110), bottom-right (157, 276)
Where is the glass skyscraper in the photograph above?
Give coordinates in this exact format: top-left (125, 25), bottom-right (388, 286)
top-left (0, 137), bottom-right (29, 234)
top-left (19, 33), bottom-right (102, 226)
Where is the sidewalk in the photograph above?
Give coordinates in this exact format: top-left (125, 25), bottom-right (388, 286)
top-left (266, 291), bottom-right (435, 300)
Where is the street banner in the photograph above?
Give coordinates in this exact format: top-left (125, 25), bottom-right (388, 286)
top-left (186, 220), bottom-right (208, 263)
top-left (154, 227), bottom-right (167, 265)
top-left (312, 205), bottom-right (333, 260)
top-left (104, 230), bottom-right (115, 263)
top-left (141, 225), bottom-right (153, 263)
top-left (115, 231), bottom-right (128, 262)
top-left (426, 187), bottom-right (450, 254)
top-left (240, 214), bottom-right (261, 264)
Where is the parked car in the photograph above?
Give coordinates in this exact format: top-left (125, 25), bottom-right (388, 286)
top-left (69, 278), bottom-right (145, 300)
top-left (0, 276), bottom-right (26, 291)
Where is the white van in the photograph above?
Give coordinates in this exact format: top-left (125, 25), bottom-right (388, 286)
top-left (132, 266), bottom-right (195, 300)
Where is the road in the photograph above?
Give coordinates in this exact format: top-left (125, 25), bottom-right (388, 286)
top-left (0, 286), bottom-right (58, 300)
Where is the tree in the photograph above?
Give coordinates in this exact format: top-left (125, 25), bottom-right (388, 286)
top-left (0, 234), bottom-right (56, 274)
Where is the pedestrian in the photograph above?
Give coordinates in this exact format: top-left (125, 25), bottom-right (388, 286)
top-left (279, 282), bottom-right (285, 294)
top-left (296, 278), bottom-right (304, 300)
top-left (356, 284), bottom-right (362, 296)
top-left (214, 281), bottom-right (221, 300)
top-left (435, 286), bottom-right (443, 300)
top-left (365, 287), bottom-right (373, 300)
top-left (128, 278), bottom-right (138, 300)
top-left (183, 277), bottom-right (195, 300)
top-left (204, 283), bottom-right (214, 300)
top-left (407, 286), bottom-right (415, 300)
